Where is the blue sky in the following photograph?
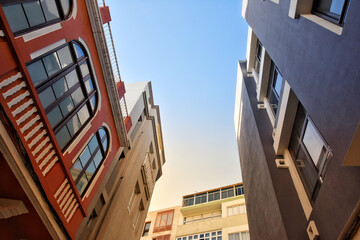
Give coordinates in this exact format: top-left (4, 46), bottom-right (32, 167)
top-left (107, 0), bottom-right (249, 210)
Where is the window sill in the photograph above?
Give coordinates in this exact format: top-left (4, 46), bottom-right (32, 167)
top-left (301, 14), bottom-right (343, 35)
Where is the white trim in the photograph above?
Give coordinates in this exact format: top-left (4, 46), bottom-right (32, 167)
top-left (264, 98), bottom-right (276, 127)
top-left (71, 0), bottom-right (78, 20)
top-left (30, 39), bottom-right (66, 59)
top-left (22, 23), bottom-right (62, 43)
top-left (301, 14), bottom-right (343, 35)
top-left (65, 123), bottom-right (92, 156)
top-left (83, 165), bottom-right (105, 199)
top-left (0, 30), bottom-right (4, 37)
top-left (284, 149), bottom-right (313, 219)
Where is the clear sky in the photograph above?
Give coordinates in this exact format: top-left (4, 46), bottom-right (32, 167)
top-left (107, 0), bottom-right (249, 211)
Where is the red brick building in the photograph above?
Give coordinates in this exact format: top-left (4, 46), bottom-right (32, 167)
top-left (0, 1), bottom-right (165, 239)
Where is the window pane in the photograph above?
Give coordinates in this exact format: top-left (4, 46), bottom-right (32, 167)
top-left (43, 52), bottom-right (61, 77)
top-left (65, 70), bottom-right (78, 88)
top-left (60, 0), bottom-right (70, 16)
top-left (160, 214), bottom-right (167, 226)
top-left (241, 231), bottom-right (250, 240)
top-left (99, 128), bottom-right (106, 139)
top-left (167, 212), bottom-right (173, 225)
top-left (70, 160), bottom-right (82, 180)
top-left (57, 45), bottom-right (73, 68)
top-left (90, 95), bottom-right (96, 112)
top-left (228, 189), bottom-right (234, 197)
top-left (93, 150), bottom-right (103, 167)
top-left (77, 105), bottom-right (90, 125)
top-left (79, 147), bottom-right (91, 166)
top-left (40, 0), bottom-right (59, 21)
top-left (3, 4), bottom-right (29, 32)
top-left (85, 79), bottom-right (94, 94)
top-left (39, 87), bottom-right (55, 109)
top-left (73, 43), bottom-right (84, 59)
top-left (71, 87), bottom-right (84, 106)
top-left (52, 77), bottom-right (68, 98)
top-left (303, 120), bottom-right (326, 166)
top-left (47, 106), bottom-right (62, 128)
top-left (55, 126), bottom-right (71, 149)
top-left (273, 70), bottom-right (283, 97)
top-left (27, 60), bottom-right (48, 87)
top-left (67, 114), bottom-right (81, 137)
top-left (80, 62), bottom-right (90, 77)
top-left (23, 1), bottom-right (46, 27)
top-left (76, 176), bottom-right (88, 195)
top-left (85, 161), bottom-right (96, 180)
top-left (88, 135), bottom-right (99, 154)
top-left (317, 0), bottom-right (345, 15)
top-left (102, 138), bottom-right (108, 153)
top-left (59, 96), bottom-right (74, 117)
top-left (296, 146), bottom-right (319, 196)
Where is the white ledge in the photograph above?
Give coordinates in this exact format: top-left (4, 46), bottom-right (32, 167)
top-left (301, 14), bottom-right (343, 35)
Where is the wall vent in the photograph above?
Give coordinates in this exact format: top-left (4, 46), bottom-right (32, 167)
top-left (257, 103), bottom-right (266, 109)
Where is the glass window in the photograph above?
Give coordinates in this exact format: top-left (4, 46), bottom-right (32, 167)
top-left (23, 1), bottom-right (46, 27)
top-left (53, 77), bottom-right (68, 98)
top-left (39, 87), bottom-right (56, 109)
top-left (57, 45), bottom-right (73, 68)
top-left (288, 103), bottom-right (332, 201)
top-left (27, 60), bottom-right (48, 87)
top-left (27, 42), bottom-right (97, 151)
top-left (142, 222), bottom-right (151, 236)
top-left (153, 210), bottom-right (174, 232)
top-left (70, 128), bottom-right (109, 196)
top-left (3, 4), bottom-right (29, 32)
top-left (303, 120), bottom-right (327, 167)
top-left (254, 40), bottom-right (262, 75)
top-left (312, 0), bottom-right (349, 24)
top-left (267, 64), bottom-right (283, 115)
top-left (40, 0), bottom-right (60, 21)
top-left (2, 0), bottom-right (72, 35)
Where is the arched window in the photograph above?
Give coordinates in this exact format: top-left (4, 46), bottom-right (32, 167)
top-left (70, 128), bottom-right (109, 196)
top-left (27, 41), bottom-right (98, 150)
top-left (2, 0), bottom-right (71, 35)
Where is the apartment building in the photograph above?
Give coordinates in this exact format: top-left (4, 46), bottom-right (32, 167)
top-left (141, 183), bottom-right (250, 240)
top-left (0, 1), bottom-right (165, 239)
top-left (235, 0), bottom-right (360, 239)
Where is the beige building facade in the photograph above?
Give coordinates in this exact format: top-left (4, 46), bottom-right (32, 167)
top-left (141, 183), bottom-right (249, 240)
top-left (90, 82), bottom-right (166, 240)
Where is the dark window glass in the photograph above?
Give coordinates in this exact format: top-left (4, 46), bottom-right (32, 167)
top-left (267, 64), bottom-right (283, 115)
top-left (27, 60), bottom-right (47, 87)
top-left (40, 0), bottom-right (60, 21)
top-left (312, 0), bottom-right (350, 24)
top-left (254, 40), bottom-right (262, 75)
top-left (288, 103), bottom-right (332, 201)
top-left (27, 42), bottom-right (97, 150)
top-left (23, 1), bottom-right (46, 27)
top-left (3, 4), bottom-right (29, 32)
top-left (70, 128), bottom-right (109, 196)
top-left (2, 0), bottom-right (72, 35)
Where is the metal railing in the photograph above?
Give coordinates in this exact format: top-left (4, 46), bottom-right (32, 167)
top-left (184, 214), bottom-right (222, 225)
top-left (183, 185), bottom-right (245, 207)
top-left (97, 0), bottom-right (129, 119)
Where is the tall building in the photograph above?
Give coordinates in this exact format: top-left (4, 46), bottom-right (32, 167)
top-left (141, 183), bottom-right (250, 240)
top-left (0, 1), bottom-right (165, 239)
top-left (234, 0), bottom-right (360, 239)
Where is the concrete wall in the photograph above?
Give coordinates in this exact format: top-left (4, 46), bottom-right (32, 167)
top-left (235, 62), bottom-right (308, 240)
